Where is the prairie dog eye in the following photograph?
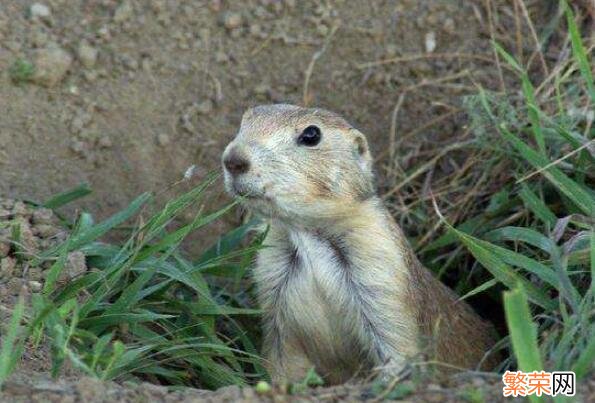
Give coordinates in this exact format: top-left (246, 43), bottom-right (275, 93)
top-left (297, 125), bottom-right (322, 147)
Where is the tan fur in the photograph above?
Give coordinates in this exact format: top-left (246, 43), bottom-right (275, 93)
top-left (222, 104), bottom-right (499, 384)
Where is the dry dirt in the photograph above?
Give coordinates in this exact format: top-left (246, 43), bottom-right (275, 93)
top-left (0, 0), bottom-right (517, 240)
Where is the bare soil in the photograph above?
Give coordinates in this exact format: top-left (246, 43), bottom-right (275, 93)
top-left (0, 0), bottom-right (509, 242)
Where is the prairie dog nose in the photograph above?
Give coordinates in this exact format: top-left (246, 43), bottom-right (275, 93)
top-left (223, 147), bottom-right (250, 175)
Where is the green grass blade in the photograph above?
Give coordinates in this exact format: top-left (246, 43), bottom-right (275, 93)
top-left (500, 125), bottom-right (595, 215)
top-left (492, 41), bottom-right (523, 73)
top-left (80, 312), bottom-right (175, 329)
top-left (446, 224), bottom-right (556, 309)
top-left (503, 286), bottom-right (544, 403)
top-left (458, 278), bottom-right (498, 301)
top-left (43, 183), bottom-right (92, 209)
top-left (492, 41), bottom-right (546, 155)
top-left (69, 192), bottom-right (152, 250)
top-left (485, 226), bottom-right (556, 254)
top-left (519, 184), bottom-right (557, 227)
top-left (0, 294), bottom-right (26, 387)
top-left (591, 229), bottom-right (594, 298)
top-left (572, 332), bottom-right (595, 379)
top-left (563, 0), bottom-right (595, 102)
top-left (486, 242), bottom-right (559, 288)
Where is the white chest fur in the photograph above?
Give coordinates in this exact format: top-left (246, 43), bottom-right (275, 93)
top-left (254, 224), bottom-right (417, 381)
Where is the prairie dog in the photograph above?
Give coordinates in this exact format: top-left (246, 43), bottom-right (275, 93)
top-left (222, 104), bottom-right (498, 384)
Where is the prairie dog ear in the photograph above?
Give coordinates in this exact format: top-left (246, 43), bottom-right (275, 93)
top-left (241, 108), bottom-right (256, 123)
top-left (350, 128), bottom-right (372, 171)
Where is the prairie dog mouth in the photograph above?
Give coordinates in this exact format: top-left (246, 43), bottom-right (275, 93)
top-left (229, 181), bottom-right (264, 200)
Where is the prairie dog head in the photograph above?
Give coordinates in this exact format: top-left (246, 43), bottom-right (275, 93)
top-left (222, 104), bottom-right (375, 223)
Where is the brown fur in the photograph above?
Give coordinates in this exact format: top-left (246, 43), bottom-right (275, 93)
top-left (222, 104), bottom-right (500, 384)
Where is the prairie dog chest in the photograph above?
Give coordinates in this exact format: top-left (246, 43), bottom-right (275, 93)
top-left (255, 229), bottom-right (346, 323)
top-left (254, 228), bottom-right (366, 366)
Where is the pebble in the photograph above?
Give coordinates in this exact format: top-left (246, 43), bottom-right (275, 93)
top-left (0, 257), bottom-right (16, 279)
top-left (157, 133), bottom-right (170, 146)
top-left (12, 201), bottom-right (29, 217)
top-left (424, 31), bottom-right (437, 53)
top-left (0, 241), bottom-right (10, 258)
top-left (114, 1), bottom-right (134, 23)
top-left (196, 100), bottom-right (213, 115)
top-left (249, 24), bottom-right (262, 37)
top-left (214, 51), bottom-right (229, 64)
top-left (77, 41), bottom-right (98, 69)
top-left (98, 136), bottom-right (112, 148)
top-left (61, 251), bottom-right (87, 281)
top-left (30, 3), bottom-right (51, 22)
top-left (28, 280), bottom-right (42, 292)
top-left (31, 44), bottom-right (73, 87)
top-left (7, 278), bottom-right (23, 295)
top-left (32, 208), bottom-right (54, 225)
top-left (385, 44), bottom-right (398, 58)
top-left (70, 140), bottom-right (86, 155)
top-left (30, 29), bottom-right (49, 48)
top-left (222, 12), bottom-right (243, 29)
top-left (97, 26), bottom-right (111, 41)
top-left (253, 83), bottom-right (270, 96)
top-left (33, 224), bottom-right (58, 238)
top-left (18, 219), bottom-right (39, 255)
top-left (28, 267), bottom-right (43, 281)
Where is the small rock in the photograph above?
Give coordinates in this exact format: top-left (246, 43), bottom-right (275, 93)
top-left (229, 28), bottom-right (243, 39)
top-left (424, 31), bottom-right (436, 53)
top-left (0, 241), bottom-right (10, 258)
top-left (83, 70), bottom-right (98, 82)
top-left (157, 133), bottom-right (170, 146)
top-left (28, 267), bottom-right (43, 281)
top-left (137, 383), bottom-right (168, 399)
top-left (120, 54), bottom-right (138, 70)
top-left (215, 51), bottom-right (229, 63)
top-left (7, 278), bottom-right (23, 295)
top-left (70, 140), bottom-right (86, 155)
top-left (141, 58), bottom-right (152, 72)
top-left (222, 12), bottom-right (243, 29)
top-left (12, 201), bottom-right (29, 218)
top-left (98, 136), bottom-right (112, 148)
top-left (97, 26), bottom-right (111, 41)
top-left (443, 18), bottom-right (455, 35)
top-left (30, 29), bottom-right (49, 48)
top-left (196, 100), bottom-right (213, 114)
top-left (29, 3), bottom-right (51, 22)
top-left (0, 257), bottom-right (16, 279)
top-left (253, 83), bottom-right (270, 96)
top-left (32, 208), bottom-right (54, 225)
top-left (114, 1), bottom-right (134, 23)
top-left (77, 41), bottom-right (98, 69)
top-left (75, 378), bottom-right (105, 402)
top-left (61, 251), bottom-right (87, 281)
top-left (249, 24), bottom-right (262, 37)
top-left (385, 44), bottom-right (398, 58)
top-left (33, 224), bottom-right (58, 238)
top-left (316, 24), bottom-right (329, 37)
top-left (31, 45), bottom-right (73, 87)
top-left (18, 219), bottom-right (39, 255)
top-left (71, 111), bottom-right (93, 134)
top-left (28, 280), bottom-right (42, 292)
